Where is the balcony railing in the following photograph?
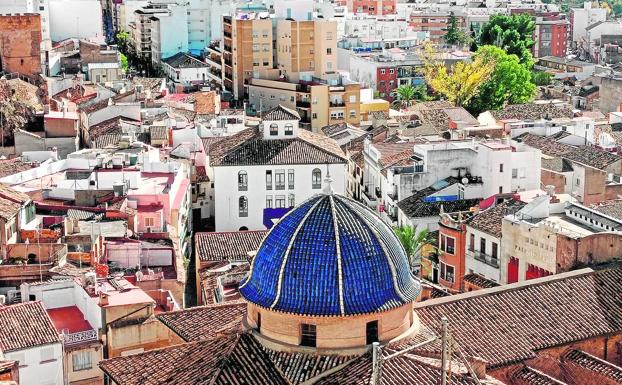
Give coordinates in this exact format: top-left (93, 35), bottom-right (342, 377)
top-left (63, 329), bottom-right (98, 346)
top-left (468, 250), bottom-right (499, 268)
top-left (296, 100), bottom-right (311, 108)
top-left (330, 101), bottom-right (346, 107)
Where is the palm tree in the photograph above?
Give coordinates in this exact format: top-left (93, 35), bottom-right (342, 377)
top-left (395, 84), bottom-right (417, 109)
top-left (394, 225), bottom-right (433, 272)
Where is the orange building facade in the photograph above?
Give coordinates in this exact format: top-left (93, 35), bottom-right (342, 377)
top-left (437, 211), bottom-right (473, 292)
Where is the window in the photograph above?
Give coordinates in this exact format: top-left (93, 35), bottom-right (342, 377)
top-left (40, 347), bottom-right (55, 363)
top-left (256, 313), bottom-right (261, 332)
top-left (350, 110), bottom-right (356, 117)
top-left (469, 233), bottom-right (474, 251)
top-left (492, 242), bottom-right (498, 259)
top-left (144, 217), bottom-right (155, 227)
top-left (499, 163), bottom-right (504, 172)
top-left (381, 69), bottom-right (386, 74)
top-left (312, 168), bottom-right (322, 189)
top-left (269, 123), bottom-right (278, 136)
top-left (288, 169), bottom-right (294, 189)
top-left (275, 170), bottom-right (286, 190)
top-left (284, 124), bottom-right (294, 136)
top-left (300, 324), bottom-right (317, 347)
top-left (349, 95), bottom-right (356, 103)
top-left (238, 171), bottom-right (248, 191)
top-left (499, 186), bottom-right (503, 194)
top-left (480, 238), bottom-right (486, 255)
top-left (440, 262), bottom-right (455, 283)
top-left (266, 195), bottom-right (273, 208)
top-left (576, 178), bottom-right (580, 186)
top-left (72, 350), bottom-right (92, 371)
top-left (312, 113), bottom-right (318, 119)
top-left (288, 194), bottom-right (295, 207)
top-left (512, 168), bottom-right (518, 178)
top-left (326, 32), bottom-right (333, 40)
top-left (266, 171), bottom-right (273, 190)
top-left (239, 196), bottom-right (248, 217)
top-left (390, 68), bottom-right (394, 74)
top-left (275, 195), bottom-right (286, 208)
top-left (366, 321), bottom-right (379, 344)
top-left (440, 234), bottom-right (455, 254)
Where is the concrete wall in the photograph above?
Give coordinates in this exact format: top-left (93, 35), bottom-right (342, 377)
top-left (599, 76), bottom-right (622, 114)
top-left (4, 343), bottom-right (64, 385)
top-left (48, 0), bottom-right (103, 41)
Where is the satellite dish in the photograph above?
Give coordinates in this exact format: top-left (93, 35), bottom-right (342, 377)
top-left (461, 177), bottom-right (469, 185)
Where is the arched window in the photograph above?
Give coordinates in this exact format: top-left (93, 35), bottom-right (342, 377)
top-left (284, 123), bottom-right (294, 135)
top-left (238, 171), bottom-right (248, 191)
top-left (269, 123), bottom-right (278, 136)
top-left (312, 168), bottom-right (321, 189)
top-left (239, 196), bottom-right (248, 217)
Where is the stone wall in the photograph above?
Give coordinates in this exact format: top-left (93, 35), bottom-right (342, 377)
top-left (0, 14), bottom-right (42, 76)
top-left (599, 76), bottom-right (622, 114)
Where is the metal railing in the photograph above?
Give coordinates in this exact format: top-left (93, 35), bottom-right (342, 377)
top-left (63, 329), bottom-right (98, 346)
top-left (468, 250), bottom-right (499, 268)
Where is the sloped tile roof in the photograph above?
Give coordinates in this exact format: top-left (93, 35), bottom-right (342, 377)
top-left (157, 302), bottom-right (246, 342)
top-left (0, 158), bottom-right (34, 178)
top-left (0, 183), bottom-right (30, 204)
top-left (511, 366), bottom-right (567, 385)
top-left (0, 302), bottom-right (61, 353)
top-left (397, 198), bottom-right (480, 219)
top-left (150, 125), bottom-right (168, 141)
top-left (590, 200), bottom-right (622, 221)
top-left (262, 104), bottom-right (300, 121)
top-left (99, 333), bottom-right (289, 385)
top-left (0, 196), bottom-right (21, 221)
top-left (267, 351), bottom-right (353, 384)
top-left (562, 349), bottom-right (622, 382)
top-left (463, 273), bottom-right (500, 289)
top-left (490, 103), bottom-right (574, 121)
top-left (195, 230), bottom-right (267, 263)
top-left (467, 200), bottom-right (525, 238)
top-left (162, 52), bottom-right (208, 68)
top-left (415, 268), bottom-right (622, 368)
top-left (209, 128), bottom-right (346, 166)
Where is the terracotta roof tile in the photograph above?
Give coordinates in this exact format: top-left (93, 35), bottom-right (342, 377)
top-left (157, 303), bottom-right (246, 342)
top-left (262, 104), bottom-right (300, 121)
top-left (415, 268), bottom-right (622, 368)
top-left (195, 230), bottom-right (267, 263)
top-left (467, 200), bottom-right (525, 238)
top-left (463, 273), bottom-right (500, 289)
top-left (0, 197), bottom-right (21, 221)
top-left (511, 366), bottom-right (567, 385)
top-left (208, 128), bottom-right (345, 166)
top-left (562, 349), bottom-right (622, 382)
top-left (0, 302), bottom-right (61, 353)
top-left (99, 333), bottom-right (289, 385)
top-left (491, 103), bottom-right (574, 121)
top-left (0, 158), bottom-right (35, 178)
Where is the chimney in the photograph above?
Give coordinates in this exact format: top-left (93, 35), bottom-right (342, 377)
top-left (99, 292), bottom-right (109, 306)
top-left (467, 356), bottom-right (487, 380)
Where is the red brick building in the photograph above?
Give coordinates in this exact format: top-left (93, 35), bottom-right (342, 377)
top-left (376, 66), bottom-right (398, 101)
top-left (0, 14), bottom-right (42, 76)
top-left (409, 12), bottom-right (466, 43)
top-left (437, 210), bottom-right (474, 292)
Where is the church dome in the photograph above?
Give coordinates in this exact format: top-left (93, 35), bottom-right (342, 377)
top-left (240, 193), bottom-right (420, 317)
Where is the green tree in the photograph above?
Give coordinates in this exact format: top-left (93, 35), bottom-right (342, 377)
top-left (443, 12), bottom-right (470, 46)
top-left (421, 44), bottom-right (496, 107)
top-left (394, 225), bottom-right (434, 272)
top-left (533, 70), bottom-right (552, 86)
top-left (115, 31), bottom-right (131, 53)
top-left (120, 53), bottom-right (129, 73)
top-left (478, 14), bottom-right (536, 64)
top-left (466, 45), bottom-right (536, 114)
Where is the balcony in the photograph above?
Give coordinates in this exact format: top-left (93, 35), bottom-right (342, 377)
top-left (63, 329), bottom-right (98, 346)
top-left (468, 250), bottom-right (499, 268)
top-left (296, 100), bottom-right (311, 108)
top-left (224, 31), bottom-right (232, 38)
top-left (329, 100), bottom-right (346, 107)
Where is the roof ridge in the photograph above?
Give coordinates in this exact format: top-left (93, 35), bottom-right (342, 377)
top-left (415, 268), bottom-right (595, 309)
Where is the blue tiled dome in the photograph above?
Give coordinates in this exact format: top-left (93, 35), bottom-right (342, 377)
top-left (240, 194), bottom-right (420, 316)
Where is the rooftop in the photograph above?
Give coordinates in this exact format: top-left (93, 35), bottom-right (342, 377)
top-left (208, 128), bottom-right (346, 167)
top-left (490, 103), bottom-right (575, 121)
top-left (467, 200), bottom-right (526, 238)
top-left (262, 104), bottom-right (300, 121)
top-left (47, 306), bottom-right (93, 334)
top-left (0, 301), bottom-right (61, 353)
top-left (162, 52), bottom-right (208, 68)
top-left (195, 230), bottom-right (267, 263)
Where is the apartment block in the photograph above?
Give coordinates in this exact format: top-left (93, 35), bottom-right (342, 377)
top-left (222, 13), bottom-right (273, 100)
top-left (409, 12), bottom-right (466, 43)
top-left (347, 0), bottom-right (395, 15)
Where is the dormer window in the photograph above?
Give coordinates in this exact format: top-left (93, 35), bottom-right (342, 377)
top-left (270, 123), bottom-right (278, 136)
top-left (284, 123), bottom-right (293, 136)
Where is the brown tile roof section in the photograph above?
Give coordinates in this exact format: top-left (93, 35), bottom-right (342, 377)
top-left (463, 273), bottom-right (500, 289)
top-left (415, 268), bottom-right (622, 369)
top-left (0, 197), bottom-right (21, 221)
top-left (562, 349), bottom-right (622, 382)
top-left (467, 200), bottom-right (525, 238)
top-left (156, 303), bottom-right (246, 342)
top-left (208, 128), bottom-right (346, 166)
top-left (195, 230), bottom-right (267, 263)
top-left (491, 103), bottom-right (575, 121)
top-left (0, 183), bottom-right (31, 204)
top-left (99, 333), bottom-right (289, 385)
top-left (262, 104), bottom-right (300, 121)
top-left (519, 133), bottom-right (620, 170)
top-left (511, 366), bottom-right (568, 385)
top-left (267, 351), bottom-right (352, 384)
top-left (0, 158), bottom-right (34, 178)
top-left (0, 302), bottom-right (61, 353)
top-left (590, 200), bottom-right (622, 221)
